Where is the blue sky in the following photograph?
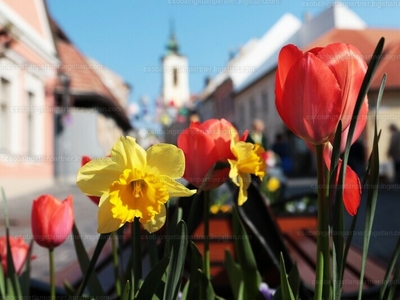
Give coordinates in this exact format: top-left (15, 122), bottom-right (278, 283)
top-left (47, 0), bottom-right (400, 105)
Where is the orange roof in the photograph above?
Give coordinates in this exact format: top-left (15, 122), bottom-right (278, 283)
top-left (55, 40), bottom-right (118, 102)
top-left (304, 29), bottom-right (400, 90)
top-left (50, 18), bottom-right (132, 131)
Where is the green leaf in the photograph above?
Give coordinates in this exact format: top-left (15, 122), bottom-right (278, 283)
top-left (146, 232), bottom-right (159, 269)
top-left (63, 279), bottom-right (76, 295)
top-left (387, 257), bottom-right (400, 300)
top-left (180, 279), bottom-right (190, 300)
top-left (0, 261), bottom-right (5, 299)
top-left (380, 235), bottom-right (400, 299)
top-left (279, 253), bottom-right (295, 300)
top-left (187, 242), bottom-right (203, 300)
top-left (2, 188), bottom-right (21, 298)
top-left (75, 233), bottom-right (111, 296)
top-left (356, 76), bottom-right (385, 300)
top-left (164, 207), bottom-right (183, 258)
top-left (163, 220), bottom-right (188, 300)
top-left (198, 268), bottom-right (216, 300)
top-left (132, 220), bottom-right (142, 295)
top-left (19, 240), bottom-right (34, 296)
top-left (232, 205), bottom-right (261, 299)
top-left (72, 223), bottom-right (105, 296)
top-left (224, 250), bottom-right (244, 300)
top-left (121, 280), bottom-right (131, 300)
top-left (136, 256), bottom-right (169, 300)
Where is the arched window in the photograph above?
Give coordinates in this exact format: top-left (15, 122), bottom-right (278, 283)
top-left (173, 68), bottom-right (178, 86)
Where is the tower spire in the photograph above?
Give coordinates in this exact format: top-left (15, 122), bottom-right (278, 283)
top-left (166, 19), bottom-right (179, 54)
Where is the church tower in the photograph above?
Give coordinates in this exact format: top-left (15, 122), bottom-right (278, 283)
top-left (161, 25), bottom-right (190, 108)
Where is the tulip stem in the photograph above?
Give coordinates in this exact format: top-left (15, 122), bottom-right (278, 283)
top-left (111, 232), bottom-right (121, 297)
top-left (132, 220), bottom-right (142, 295)
top-left (49, 248), bottom-right (55, 300)
top-left (314, 144), bottom-right (331, 300)
top-left (203, 190), bottom-right (211, 279)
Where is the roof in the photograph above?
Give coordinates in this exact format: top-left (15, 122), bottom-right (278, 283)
top-left (234, 5), bottom-right (373, 95)
top-left (50, 19), bottom-right (132, 131)
top-left (201, 13), bottom-right (301, 100)
top-left (306, 28), bottom-right (400, 91)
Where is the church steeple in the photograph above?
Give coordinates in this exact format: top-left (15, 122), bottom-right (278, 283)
top-left (166, 20), bottom-right (179, 54)
top-left (161, 20), bottom-right (189, 108)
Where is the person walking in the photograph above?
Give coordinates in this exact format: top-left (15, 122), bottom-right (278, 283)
top-left (387, 124), bottom-right (400, 184)
top-left (247, 119), bottom-right (269, 150)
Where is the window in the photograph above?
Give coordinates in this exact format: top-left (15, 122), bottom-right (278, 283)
top-left (261, 91), bottom-right (268, 113)
top-left (249, 97), bottom-right (256, 119)
top-left (173, 68), bottom-right (178, 86)
top-left (26, 91), bottom-right (34, 155)
top-left (238, 102), bottom-right (246, 130)
top-left (0, 77), bottom-right (10, 153)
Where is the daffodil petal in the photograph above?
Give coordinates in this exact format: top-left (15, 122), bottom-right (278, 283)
top-left (146, 144), bottom-right (185, 179)
top-left (142, 205), bottom-right (167, 233)
top-left (77, 157), bottom-right (120, 196)
top-left (228, 159), bottom-right (239, 185)
top-left (238, 173), bottom-right (251, 206)
top-left (97, 193), bottom-right (124, 233)
top-left (159, 176), bottom-right (197, 197)
top-left (112, 136), bottom-right (146, 171)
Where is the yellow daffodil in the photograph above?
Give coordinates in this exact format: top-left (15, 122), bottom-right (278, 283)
top-left (77, 136), bottom-right (196, 234)
top-left (267, 177), bottom-right (281, 192)
top-left (228, 131), bottom-right (266, 206)
top-left (210, 204), bottom-right (220, 214)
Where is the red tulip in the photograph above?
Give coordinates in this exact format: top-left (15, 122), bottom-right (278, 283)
top-left (31, 194), bottom-right (74, 249)
top-left (275, 43), bottom-right (367, 145)
top-left (178, 119), bottom-right (242, 190)
top-left (0, 236), bottom-right (32, 275)
top-left (81, 156), bottom-right (100, 205)
top-left (320, 143), bottom-right (361, 216)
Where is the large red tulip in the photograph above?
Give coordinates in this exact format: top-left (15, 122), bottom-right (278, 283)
top-left (275, 43), bottom-right (367, 145)
top-left (0, 236), bottom-right (32, 275)
top-left (31, 194), bottom-right (74, 249)
top-left (178, 119), bottom-right (241, 190)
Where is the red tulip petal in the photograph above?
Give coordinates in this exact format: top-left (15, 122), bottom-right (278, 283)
top-left (317, 43), bottom-right (367, 129)
top-left (32, 195), bottom-right (74, 249)
top-left (337, 99), bottom-right (368, 153)
top-left (275, 44), bottom-right (303, 103)
top-left (343, 165), bottom-right (362, 216)
top-left (278, 52), bottom-right (342, 144)
top-left (177, 126), bottom-right (220, 188)
top-left (200, 119), bottom-right (235, 159)
top-left (81, 156), bottom-right (92, 166)
top-left (307, 46), bottom-right (324, 56)
top-left (48, 195), bottom-right (74, 248)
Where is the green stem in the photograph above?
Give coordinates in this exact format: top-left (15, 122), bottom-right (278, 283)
top-left (132, 220), bottom-right (142, 294)
top-left (314, 144), bottom-right (331, 300)
top-left (49, 248), bottom-right (55, 300)
top-left (203, 190), bottom-right (210, 279)
top-left (111, 232), bottom-right (121, 297)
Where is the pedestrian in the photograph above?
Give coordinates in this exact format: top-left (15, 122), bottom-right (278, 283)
top-left (348, 138), bottom-right (366, 178)
top-left (272, 134), bottom-right (293, 176)
top-left (247, 119), bottom-right (269, 150)
top-left (387, 124), bottom-right (400, 184)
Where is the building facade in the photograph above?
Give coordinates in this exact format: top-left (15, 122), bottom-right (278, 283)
top-left (0, 0), bottom-right (59, 197)
top-left (234, 5), bottom-right (400, 179)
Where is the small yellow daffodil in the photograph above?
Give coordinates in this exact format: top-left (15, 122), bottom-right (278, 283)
top-left (210, 204), bottom-right (220, 214)
top-left (267, 177), bottom-right (281, 192)
top-left (77, 136), bottom-right (196, 234)
top-left (228, 131), bottom-right (266, 206)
